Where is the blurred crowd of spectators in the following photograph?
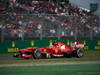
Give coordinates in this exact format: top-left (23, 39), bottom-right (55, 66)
top-left (0, 0), bottom-right (100, 40)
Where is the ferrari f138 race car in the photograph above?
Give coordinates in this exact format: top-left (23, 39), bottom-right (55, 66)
top-left (13, 41), bottom-right (84, 59)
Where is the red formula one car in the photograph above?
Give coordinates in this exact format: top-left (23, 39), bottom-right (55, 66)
top-left (13, 42), bottom-right (84, 59)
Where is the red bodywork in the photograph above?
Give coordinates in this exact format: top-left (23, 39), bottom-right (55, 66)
top-left (14, 42), bottom-right (84, 59)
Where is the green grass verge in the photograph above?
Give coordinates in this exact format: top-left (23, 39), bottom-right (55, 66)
top-left (0, 51), bottom-right (100, 75)
top-left (0, 63), bottom-right (100, 75)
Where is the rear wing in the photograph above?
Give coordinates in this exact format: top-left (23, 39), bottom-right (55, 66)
top-left (70, 42), bottom-right (84, 48)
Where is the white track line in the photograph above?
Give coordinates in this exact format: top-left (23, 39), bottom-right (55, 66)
top-left (0, 61), bottom-right (100, 67)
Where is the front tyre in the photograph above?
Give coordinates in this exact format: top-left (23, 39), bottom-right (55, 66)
top-left (75, 49), bottom-right (84, 58)
top-left (32, 49), bottom-right (42, 59)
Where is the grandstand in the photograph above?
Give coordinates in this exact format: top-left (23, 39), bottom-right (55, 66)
top-left (0, 0), bottom-right (100, 41)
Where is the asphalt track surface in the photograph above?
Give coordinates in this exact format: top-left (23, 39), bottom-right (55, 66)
top-left (0, 56), bottom-right (24, 60)
top-left (0, 56), bottom-right (100, 67)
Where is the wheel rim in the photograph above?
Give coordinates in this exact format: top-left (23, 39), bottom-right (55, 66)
top-left (34, 50), bottom-right (42, 59)
top-left (35, 51), bottom-right (41, 57)
top-left (77, 49), bottom-right (83, 57)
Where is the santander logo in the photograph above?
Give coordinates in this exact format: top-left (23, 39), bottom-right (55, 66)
top-left (76, 44), bottom-right (84, 48)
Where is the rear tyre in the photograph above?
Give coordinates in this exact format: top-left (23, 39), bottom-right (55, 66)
top-left (32, 49), bottom-right (42, 59)
top-left (74, 49), bottom-right (84, 58)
